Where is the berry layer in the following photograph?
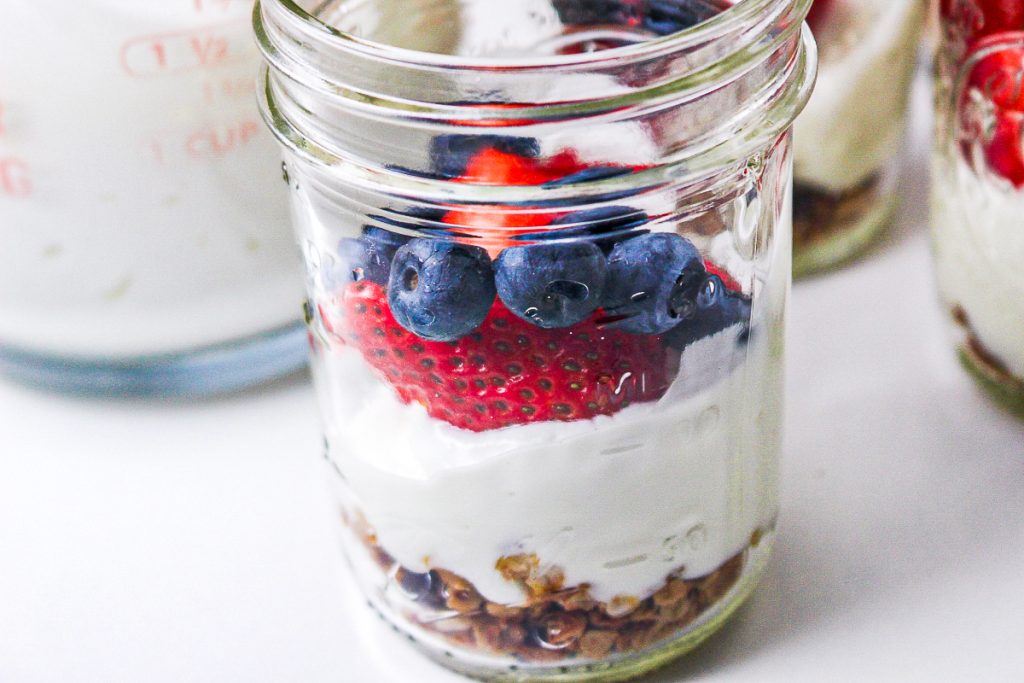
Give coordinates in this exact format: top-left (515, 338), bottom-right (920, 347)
top-left (324, 310), bottom-right (780, 606)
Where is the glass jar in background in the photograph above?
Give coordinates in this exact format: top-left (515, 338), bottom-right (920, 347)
top-left (792, 0), bottom-right (925, 276)
top-left (933, 2), bottom-right (1024, 417)
top-left (0, 0), bottom-right (306, 396)
top-left (257, 0), bottom-right (815, 679)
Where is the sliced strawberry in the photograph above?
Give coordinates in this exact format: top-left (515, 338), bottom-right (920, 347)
top-left (332, 280), bottom-right (678, 433)
top-left (442, 146), bottom-right (640, 256)
top-left (441, 146), bottom-right (564, 255)
top-left (440, 206), bottom-right (556, 258)
top-left (457, 148), bottom-right (564, 185)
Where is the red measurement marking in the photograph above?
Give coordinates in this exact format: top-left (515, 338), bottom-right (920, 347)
top-left (185, 119), bottom-right (262, 159)
top-left (201, 75), bottom-right (256, 104)
top-left (0, 157), bottom-right (32, 198)
top-left (120, 21), bottom-right (251, 77)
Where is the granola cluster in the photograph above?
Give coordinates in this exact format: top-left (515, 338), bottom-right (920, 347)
top-left (354, 522), bottom-right (756, 663)
top-left (793, 173), bottom-right (882, 250)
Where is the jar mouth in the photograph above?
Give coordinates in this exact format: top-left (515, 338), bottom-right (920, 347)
top-left (263, 0), bottom-right (804, 71)
top-left (256, 0), bottom-right (817, 201)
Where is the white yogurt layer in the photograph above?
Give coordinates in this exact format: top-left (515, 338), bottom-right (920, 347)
top-left (0, 1), bottom-right (301, 358)
top-left (318, 188), bottom-right (791, 608)
top-left (933, 156), bottom-right (1024, 379)
top-left (794, 0), bottom-right (924, 193)
top-left (324, 314), bottom-right (781, 605)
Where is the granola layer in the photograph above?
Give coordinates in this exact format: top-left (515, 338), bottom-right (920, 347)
top-left (357, 525), bottom-right (760, 664)
top-left (792, 173), bottom-right (883, 252)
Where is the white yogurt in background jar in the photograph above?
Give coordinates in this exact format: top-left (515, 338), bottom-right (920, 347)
top-left (0, 0), bottom-right (305, 393)
top-left (792, 0), bottom-right (924, 276)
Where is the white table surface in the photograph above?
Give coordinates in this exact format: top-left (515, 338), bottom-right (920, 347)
top-left (2, 73), bottom-right (1022, 683)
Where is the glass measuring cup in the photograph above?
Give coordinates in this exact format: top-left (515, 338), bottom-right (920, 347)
top-left (0, 0), bottom-right (305, 395)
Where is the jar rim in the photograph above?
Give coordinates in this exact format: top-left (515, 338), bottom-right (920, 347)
top-left (261, 0), bottom-right (809, 71)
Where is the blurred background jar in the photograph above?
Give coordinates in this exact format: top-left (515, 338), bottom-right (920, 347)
top-left (0, 0), bottom-right (306, 396)
top-left (792, 0), bottom-right (925, 276)
top-left (933, 1), bottom-right (1024, 417)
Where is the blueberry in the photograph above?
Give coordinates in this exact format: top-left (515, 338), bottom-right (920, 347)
top-left (602, 232), bottom-right (706, 334)
top-left (388, 239), bottom-right (497, 341)
top-left (495, 242), bottom-right (607, 329)
top-left (335, 227), bottom-right (408, 286)
top-left (511, 207), bottom-right (649, 257)
top-left (548, 206), bottom-right (649, 250)
top-left (551, 0), bottom-right (636, 26)
top-left (429, 135), bottom-right (540, 179)
top-left (643, 0), bottom-right (712, 36)
top-left (551, 0), bottom-right (715, 36)
top-left (665, 274), bottom-right (753, 350)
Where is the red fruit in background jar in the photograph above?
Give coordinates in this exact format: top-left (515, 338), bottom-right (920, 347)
top-left (974, 0), bottom-right (1024, 32)
top-left (984, 111), bottom-right (1024, 186)
top-left (965, 35), bottom-right (1024, 110)
top-left (959, 35), bottom-right (1024, 185)
top-left (942, 0), bottom-right (1024, 44)
top-left (330, 281), bottom-right (678, 433)
top-left (805, 0), bottom-right (835, 31)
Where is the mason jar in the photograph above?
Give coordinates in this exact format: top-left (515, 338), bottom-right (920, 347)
top-left (0, 0), bottom-right (306, 396)
top-left (933, 3), bottom-right (1024, 417)
top-left (257, 0), bottom-right (816, 678)
top-left (792, 0), bottom-right (925, 276)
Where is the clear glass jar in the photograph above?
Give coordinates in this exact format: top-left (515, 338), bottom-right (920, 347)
top-left (257, 0), bottom-right (815, 679)
top-left (933, 3), bottom-right (1024, 417)
top-left (0, 0), bottom-right (305, 396)
top-left (792, 0), bottom-right (925, 276)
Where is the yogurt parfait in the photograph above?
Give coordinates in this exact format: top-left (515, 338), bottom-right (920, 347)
top-left (256, 0), bottom-right (815, 678)
top-left (933, 2), bottom-right (1024, 416)
top-left (793, 0), bottom-right (925, 276)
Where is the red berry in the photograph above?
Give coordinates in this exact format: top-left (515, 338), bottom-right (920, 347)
top-left (329, 281), bottom-right (679, 433)
top-left (975, 0), bottom-right (1024, 33)
top-left (984, 110), bottom-right (1024, 186)
top-left (965, 35), bottom-right (1024, 110)
top-left (942, 0), bottom-right (1024, 45)
top-left (805, 0), bottom-right (834, 32)
top-left (442, 146), bottom-right (640, 257)
top-left (958, 34), bottom-right (1024, 185)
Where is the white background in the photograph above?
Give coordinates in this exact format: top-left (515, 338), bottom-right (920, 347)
top-left (1, 71), bottom-right (1022, 683)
